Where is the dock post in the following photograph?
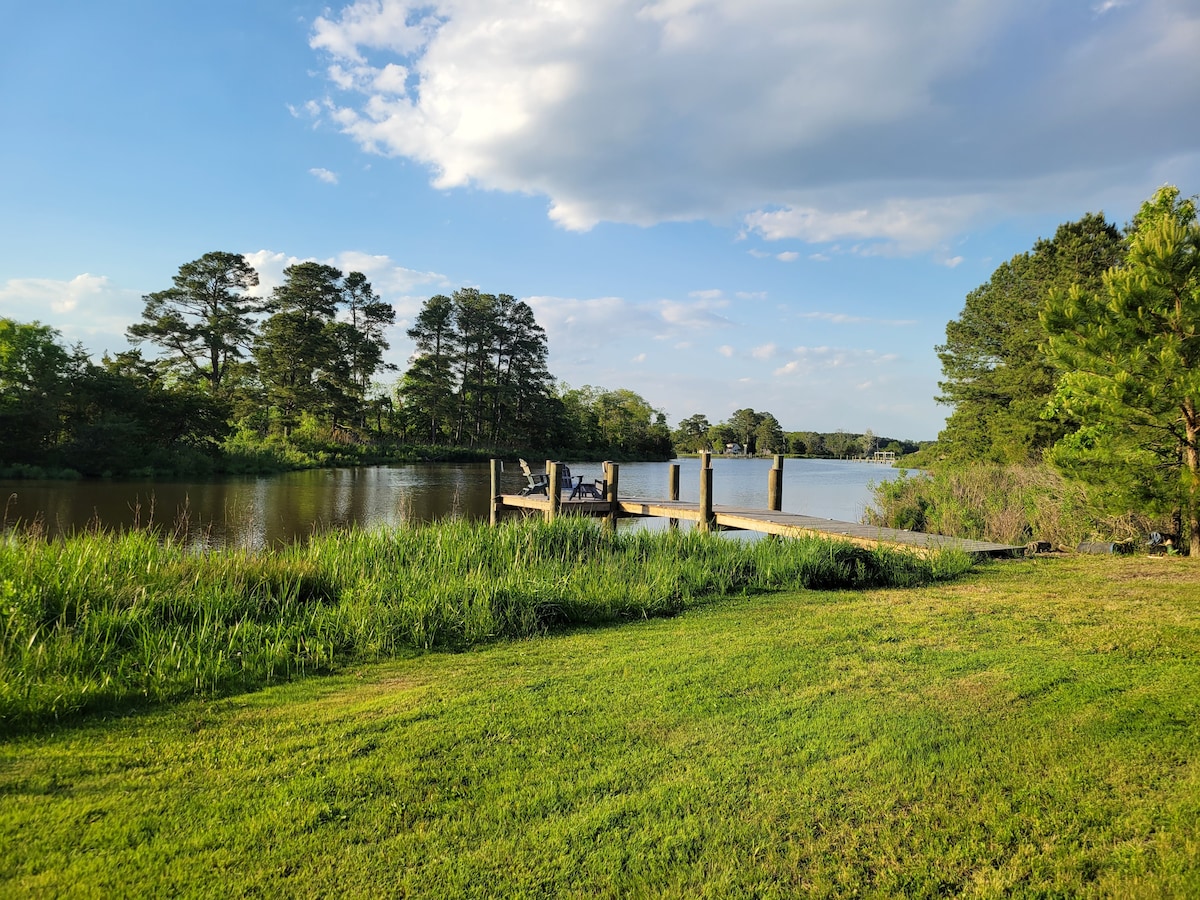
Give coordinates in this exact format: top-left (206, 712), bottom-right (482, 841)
top-left (490, 458), bottom-right (500, 526)
top-left (699, 453), bottom-right (714, 533)
top-left (548, 460), bottom-right (562, 522)
top-left (604, 461), bottom-right (619, 530)
top-left (668, 462), bottom-right (680, 530)
top-left (768, 454), bottom-right (783, 512)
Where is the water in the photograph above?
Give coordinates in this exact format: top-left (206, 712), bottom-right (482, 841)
top-left (0, 458), bottom-right (901, 549)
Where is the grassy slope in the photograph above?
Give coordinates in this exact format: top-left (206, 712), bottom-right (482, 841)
top-left (2, 555), bottom-right (1199, 898)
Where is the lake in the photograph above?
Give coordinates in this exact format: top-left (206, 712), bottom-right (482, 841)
top-left (0, 457), bottom-right (902, 549)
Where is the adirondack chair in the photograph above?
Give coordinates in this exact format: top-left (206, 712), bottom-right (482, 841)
top-left (519, 460), bottom-right (601, 499)
top-left (518, 459), bottom-right (550, 496)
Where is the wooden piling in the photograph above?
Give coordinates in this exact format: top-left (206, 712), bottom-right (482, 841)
top-left (699, 458), bottom-right (714, 533)
top-left (768, 454), bottom-right (783, 512)
top-left (604, 461), bottom-right (619, 530)
top-left (490, 458), bottom-right (500, 526)
top-left (548, 460), bottom-right (562, 522)
top-left (668, 462), bottom-right (680, 530)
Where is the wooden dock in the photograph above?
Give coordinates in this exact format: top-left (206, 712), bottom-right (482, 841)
top-left (492, 456), bottom-right (1022, 560)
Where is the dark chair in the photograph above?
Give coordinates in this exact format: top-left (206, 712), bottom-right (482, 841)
top-left (518, 458), bottom-right (550, 496)
top-left (568, 470), bottom-right (607, 500)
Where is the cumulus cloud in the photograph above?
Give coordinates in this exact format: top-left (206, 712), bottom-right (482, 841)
top-left (242, 249), bottom-right (446, 322)
top-left (307, 0), bottom-right (1200, 252)
top-left (744, 197), bottom-right (981, 255)
top-left (309, 167), bottom-right (340, 184)
top-left (525, 292), bottom-right (734, 358)
top-left (772, 346), bottom-right (896, 379)
top-left (0, 274), bottom-right (140, 351)
top-left (1, 273), bottom-right (114, 315)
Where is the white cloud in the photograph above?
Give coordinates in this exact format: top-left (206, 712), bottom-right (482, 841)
top-left (776, 251), bottom-right (799, 262)
top-left (242, 249), bottom-right (446, 316)
top-left (1, 273), bottom-right (113, 315)
top-left (659, 298), bottom-right (733, 329)
top-left (525, 292), bottom-right (735, 359)
top-left (308, 0), bottom-right (1200, 250)
top-left (751, 343), bottom-right (777, 360)
top-left (717, 345), bottom-right (734, 358)
top-left (771, 346), bottom-right (899, 379)
top-left (796, 311), bottom-right (918, 327)
top-left (309, 167), bottom-right (339, 184)
top-left (744, 197), bottom-right (981, 255)
top-left (0, 274), bottom-right (140, 352)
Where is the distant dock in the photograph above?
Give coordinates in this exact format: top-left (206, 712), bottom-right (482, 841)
top-left (491, 454), bottom-right (1022, 560)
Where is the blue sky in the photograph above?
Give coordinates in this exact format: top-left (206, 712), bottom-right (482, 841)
top-left (2, 0), bottom-right (1197, 440)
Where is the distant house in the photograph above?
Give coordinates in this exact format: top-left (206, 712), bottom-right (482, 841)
top-left (725, 442), bottom-right (743, 455)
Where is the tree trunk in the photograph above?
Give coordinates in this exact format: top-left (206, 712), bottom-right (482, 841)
top-left (1185, 401), bottom-right (1200, 556)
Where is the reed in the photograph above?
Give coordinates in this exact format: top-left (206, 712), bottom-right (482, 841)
top-left (0, 519), bottom-right (972, 731)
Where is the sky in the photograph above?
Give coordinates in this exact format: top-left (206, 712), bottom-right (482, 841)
top-left (2, 0), bottom-right (1198, 441)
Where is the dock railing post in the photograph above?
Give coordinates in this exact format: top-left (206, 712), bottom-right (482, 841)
top-left (768, 454), bottom-right (783, 512)
top-left (548, 460), bottom-right (562, 522)
top-left (490, 458), bottom-right (500, 526)
top-left (604, 461), bottom-right (619, 530)
top-left (668, 462), bottom-right (680, 530)
top-left (699, 452), bottom-right (713, 533)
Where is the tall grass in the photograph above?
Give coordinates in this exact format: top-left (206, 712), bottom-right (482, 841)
top-left (868, 462), bottom-right (1161, 547)
top-left (0, 518), bottom-right (972, 732)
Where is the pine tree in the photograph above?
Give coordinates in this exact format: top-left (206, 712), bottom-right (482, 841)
top-left (1043, 186), bottom-right (1200, 554)
top-left (937, 215), bottom-right (1124, 461)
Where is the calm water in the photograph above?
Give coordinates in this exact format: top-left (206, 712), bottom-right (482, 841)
top-left (0, 458), bottom-right (901, 549)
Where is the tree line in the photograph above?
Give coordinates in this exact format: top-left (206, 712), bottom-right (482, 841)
top-left (671, 409), bottom-right (921, 458)
top-left (0, 254), bottom-right (672, 477)
top-left (926, 184), bottom-right (1200, 554)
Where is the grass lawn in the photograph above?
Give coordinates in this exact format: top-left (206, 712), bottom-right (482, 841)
top-left (2, 554), bottom-right (1198, 897)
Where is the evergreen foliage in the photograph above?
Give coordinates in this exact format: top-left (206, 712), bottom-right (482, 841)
top-left (127, 251), bottom-right (261, 395)
top-left (936, 214), bottom-right (1124, 462)
top-left (1043, 185), bottom-right (1200, 555)
top-left (397, 289), bottom-right (554, 449)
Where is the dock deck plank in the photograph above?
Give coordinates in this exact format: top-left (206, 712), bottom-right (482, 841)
top-left (496, 494), bottom-right (1022, 558)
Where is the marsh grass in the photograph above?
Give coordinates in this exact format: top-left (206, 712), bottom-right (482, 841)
top-left (0, 519), bottom-right (971, 731)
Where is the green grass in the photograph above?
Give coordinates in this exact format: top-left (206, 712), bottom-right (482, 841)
top-left (0, 519), bottom-right (969, 732)
top-left (1, 555), bottom-right (1197, 897)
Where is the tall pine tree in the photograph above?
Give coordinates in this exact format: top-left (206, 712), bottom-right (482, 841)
top-left (1043, 186), bottom-right (1200, 555)
top-left (937, 214), bottom-right (1124, 462)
